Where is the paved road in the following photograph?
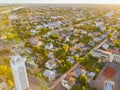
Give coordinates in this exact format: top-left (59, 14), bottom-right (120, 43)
top-left (28, 74), bottom-right (40, 90)
top-left (95, 30), bottom-right (117, 49)
top-left (50, 30), bottom-right (117, 90)
top-left (0, 7), bottom-right (24, 14)
top-left (49, 41), bottom-right (104, 89)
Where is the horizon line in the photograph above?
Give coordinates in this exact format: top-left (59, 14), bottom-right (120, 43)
top-left (1, 3), bottom-right (120, 5)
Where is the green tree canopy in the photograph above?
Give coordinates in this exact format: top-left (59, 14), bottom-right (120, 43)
top-left (79, 75), bottom-right (88, 86)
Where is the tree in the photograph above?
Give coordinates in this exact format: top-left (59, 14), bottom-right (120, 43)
top-left (95, 68), bottom-right (100, 74)
top-left (33, 45), bottom-right (41, 53)
top-left (114, 40), bottom-right (120, 48)
top-left (49, 33), bottom-right (58, 39)
top-left (107, 33), bottom-right (112, 39)
top-left (72, 85), bottom-right (79, 90)
top-left (79, 58), bottom-right (85, 63)
top-left (63, 44), bottom-right (69, 52)
top-left (3, 57), bottom-right (10, 65)
top-left (0, 65), bottom-right (13, 80)
top-left (79, 75), bottom-right (88, 86)
top-left (40, 27), bottom-right (51, 34)
top-left (40, 85), bottom-right (45, 90)
top-left (76, 48), bottom-right (81, 53)
top-left (88, 25), bottom-right (97, 31)
top-left (73, 55), bottom-right (79, 62)
top-left (81, 86), bottom-right (87, 90)
top-left (8, 80), bottom-right (14, 87)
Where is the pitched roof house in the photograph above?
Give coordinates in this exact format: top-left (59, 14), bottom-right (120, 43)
top-left (45, 43), bottom-right (53, 50)
top-left (43, 70), bottom-right (56, 81)
top-left (45, 60), bottom-right (56, 70)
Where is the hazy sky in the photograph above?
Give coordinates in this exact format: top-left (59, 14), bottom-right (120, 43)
top-left (1, 0), bottom-right (120, 4)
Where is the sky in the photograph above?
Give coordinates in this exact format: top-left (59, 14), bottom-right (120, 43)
top-left (0, 0), bottom-right (120, 4)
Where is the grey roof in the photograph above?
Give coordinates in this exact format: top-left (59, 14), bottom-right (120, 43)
top-left (92, 49), bottom-right (110, 57)
top-left (25, 62), bottom-right (38, 70)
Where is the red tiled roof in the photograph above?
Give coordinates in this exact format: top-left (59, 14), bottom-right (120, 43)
top-left (107, 49), bottom-right (119, 53)
top-left (70, 46), bottom-right (76, 51)
top-left (72, 38), bottom-right (78, 43)
top-left (102, 66), bottom-right (117, 78)
top-left (78, 43), bottom-right (84, 47)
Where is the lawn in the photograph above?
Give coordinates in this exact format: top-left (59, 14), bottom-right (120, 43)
top-left (81, 55), bottom-right (105, 72)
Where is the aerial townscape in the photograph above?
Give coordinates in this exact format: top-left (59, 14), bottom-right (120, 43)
top-left (0, 3), bottom-right (120, 90)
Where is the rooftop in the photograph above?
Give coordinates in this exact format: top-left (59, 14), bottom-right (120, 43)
top-left (92, 49), bottom-right (111, 57)
top-left (102, 66), bottom-right (117, 78)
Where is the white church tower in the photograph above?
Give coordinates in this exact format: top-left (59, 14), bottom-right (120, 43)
top-left (10, 47), bottom-right (30, 90)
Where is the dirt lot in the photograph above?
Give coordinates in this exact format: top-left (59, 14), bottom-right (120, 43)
top-left (91, 62), bottom-right (120, 90)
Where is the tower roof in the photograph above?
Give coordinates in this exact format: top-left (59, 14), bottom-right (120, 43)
top-left (10, 54), bottom-right (26, 64)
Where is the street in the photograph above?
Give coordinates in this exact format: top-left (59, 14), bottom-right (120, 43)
top-left (49, 30), bottom-right (117, 90)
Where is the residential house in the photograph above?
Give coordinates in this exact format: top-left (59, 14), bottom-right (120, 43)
top-left (45, 43), bottom-right (53, 50)
top-left (88, 32), bottom-right (93, 37)
top-left (30, 29), bottom-right (37, 35)
top-left (71, 65), bottom-right (86, 78)
top-left (82, 46), bottom-right (90, 51)
top-left (105, 11), bottom-right (114, 18)
top-left (36, 25), bottom-right (44, 30)
top-left (76, 43), bottom-right (85, 48)
top-left (0, 35), bottom-right (7, 40)
top-left (80, 30), bottom-right (87, 35)
top-left (69, 46), bottom-right (77, 55)
top-left (96, 18), bottom-right (103, 27)
top-left (71, 38), bottom-right (78, 44)
top-left (88, 41), bottom-right (95, 47)
top-left (100, 34), bottom-right (107, 39)
top-left (48, 52), bottom-right (54, 59)
top-left (61, 74), bottom-right (76, 90)
top-left (93, 37), bottom-right (102, 42)
top-left (66, 56), bottom-right (75, 65)
top-left (45, 60), bottom-right (56, 70)
top-left (65, 37), bottom-right (70, 42)
top-left (107, 48), bottom-right (119, 54)
top-left (28, 37), bottom-right (39, 46)
top-left (93, 32), bottom-right (100, 37)
top-left (102, 43), bottom-right (109, 50)
top-left (25, 48), bottom-right (32, 54)
top-left (43, 70), bottom-right (56, 81)
top-left (87, 72), bottom-right (95, 83)
top-left (9, 14), bottom-right (18, 20)
top-left (26, 60), bottom-right (38, 73)
top-left (112, 54), bottom-right (120, 64)
top-left (87, 20), bottom-right (92, 25)
top-left (80, 35), bottom-right (83, 38)
top-left (45, 32), bottom-right (51, 38)
top-left (37, 41), bottom-right (42, 46)
top-left (70, 46), bottom-right (76, 52)
top-left (91, 49), bottom-right (111, 58)
top-left (99, 25), bottom-right (106, 32)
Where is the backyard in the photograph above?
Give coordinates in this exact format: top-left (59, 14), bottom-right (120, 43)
top-left (81, 54), bottom-right (105, 72)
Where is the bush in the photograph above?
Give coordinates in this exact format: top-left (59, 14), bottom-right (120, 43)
top-left (95, 69), bottom-right (100, 74)
top-left (81, 86), bottom-right (87, 90)
top-left (72, 85), bottom-right (79, 90)
top-left (79, 75), bottom-right (88, 86)
top-left (8, 80), bottom-right (14, 87)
